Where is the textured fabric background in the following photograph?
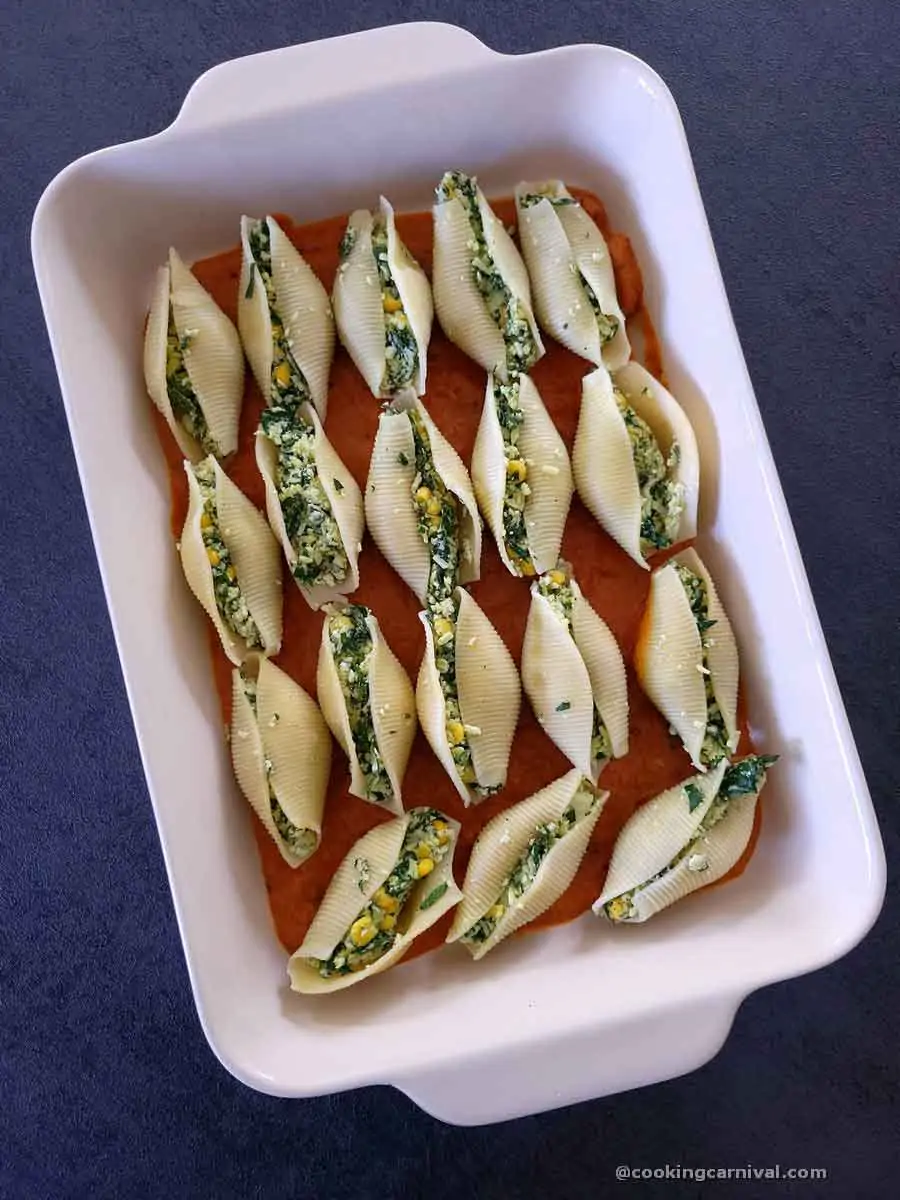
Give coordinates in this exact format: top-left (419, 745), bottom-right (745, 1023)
top-left (3, 2), bottom-right (898, 1197)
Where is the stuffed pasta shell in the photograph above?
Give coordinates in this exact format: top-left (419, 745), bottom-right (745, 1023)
top-left (471, 371), bottom-right (573, 577)
top-left (432, 170), bottom-right (544, 379)
top-left (179, 456), bottom-right (282, 664)
top-left (522, 564), bottom-right (628, 783)
top-left (255, 404), bottom-right (363, 609)
top-left (316, 603), bottom-right (416, 815)
top-left (288, 807), bottom-right (462, 993)
top-left (144, 247), bottom-right (244, 461)
top-left (332, 197), bottom-right (433, 398)
top-left (416, 587), bottom-right (520, 806)
top-left (594, 755), bottom-right (776, 923)
top-left (448, 770), bottom-right (606, 959)
top-left (230, 659), bottom-right (331, 867)
top-left (515, 180), bottom-right (630, 370)
top-left (573, 362), bottom-right (699, 568)
top-left (635, 548), bottom-right (739, 770)
top-left (365, 398), bottom-right (481, 605)
top-left (238, 215), bottom-right (334, 420)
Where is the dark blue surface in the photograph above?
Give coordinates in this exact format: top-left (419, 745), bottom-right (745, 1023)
top-left (3, 2), bottom-right (899, 1197)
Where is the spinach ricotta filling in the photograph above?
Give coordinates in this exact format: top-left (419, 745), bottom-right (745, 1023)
top-left (519, 187), bottom-right (619, 347)
top-left (493, 375), bottom-right (534, 576)
top-left (409, 409), bottom-right (461, 609)
top-left (260, 406), bottom-right (349, 590)
top-left (326, 605), bottom-right (394, 804)
top-left (437, 171), bottom-right (540, 377)
top-left (241, 675), bottom-right (318, 862)
top-left (462, 782), bottom-right (598, 946)
top-left (537, 570), bottom-right (612, 766)
top-left (246, 219), bottom-right (313, 413)
top-left (615, 387), bottom-right (684, 557)
top-left (674, 562), bottom-right (729, 766)
top-left (602, 755), bottom-right (777, 921)
top-left (193, 461), bottom-right (264, 648)
top-left (165, 310), bottom-right (217, 455)
top-left (370, 219), bottom-right (419, 394)
top-left (316, 808), bottom-right (453, 977)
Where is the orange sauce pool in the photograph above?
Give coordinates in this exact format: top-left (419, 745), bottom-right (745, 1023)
top-left (154, 189), bottom-right (758, 962)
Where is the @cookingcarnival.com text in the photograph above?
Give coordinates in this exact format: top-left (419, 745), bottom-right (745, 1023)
top-left (616, 1164), bottom-right (828, 1183)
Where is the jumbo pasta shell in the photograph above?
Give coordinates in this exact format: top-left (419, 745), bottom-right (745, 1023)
top-left (316, 603), bottom-right (417, 815)
top-left (573, 363), bottom-right (699, 568)
top-left (143, 247), bottom-right (244, 461)
top-left (471, 372), bottom-right (573, 576)
top-left (365, 399), bottom-right (481, 602)
top-left (635, 548), bottom-right (739, 768)
top-left (515, 181), bottom-right (630, 370)
top-left (255, 404), bottom-right (364, 610)
top-left (432, 176), bottom-right (543, 378)
top-left (332, 198), bottom-right (433, 397)
top-left (593, 761), bottom-right (727, 916)
top-left (238, 215), bottom-right (334, 420)
top-left (521, 574), bottom-right (628, 781)
top-left (416, 588), bottom-right (521, 805)
top-left (447, 770), bottom-right (606, 959)
top-left (288, 809), bottom-right (462, 993)
top-left (179, 457), bottom-right (282, 664)
top-left (230, 659), bottom-right (331, 867)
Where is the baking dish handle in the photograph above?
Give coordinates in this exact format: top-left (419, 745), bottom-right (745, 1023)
top-left (394, 993), bottom-right (743, 1124)
top-left (173, 22), bottom-right (497, 132)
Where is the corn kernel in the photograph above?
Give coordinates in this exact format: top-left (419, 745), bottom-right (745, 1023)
top-left (200, 512), bottom-right (212, 530)
top-left (415, 486), bottom-right (431, 504)
top-left (382, 295), bottom-right (403, 313)
top-left (415, 841), bottom-right (434, 860)
top-left (606, 895), bottom-right (630, 921)
top-left (436, 830), bottom-right (450, 845)
top-left (417, 858), bottom-right (434, 878)
top-left (274, 361), bottom-right (292, 388)
top-left (487, 903), bottom-right (505, 920)
top-left (380, 913), bottom-right (396, 931)
top-left (373, 888), bottom-right (398, 913)
top-left (460, 764), bottom-right (477, 784)
top-left (447, 720), bottom-right (465, 745)
top-left (432, 819), bottom-right (447, 832)
top-left (520, 560), bottom-right (536, 577)
top-left (206, 548), bottom-right (220, 566)
top-left (548, 569), bottom-right (567, 586)
top-left (506, 459), bottom-right (527, 480)
top-left (350, 916), bottom-right (376, 947)
top-left (226, 565), bottom-right (237, 581)
top-left (433, 617), bottom-right (453, 640)
top-left (426, 497), bottom-right (442, 516)
top-left (330, 613), bottom-right (353, 633)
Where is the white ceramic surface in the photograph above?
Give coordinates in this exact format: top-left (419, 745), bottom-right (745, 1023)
top-left (32, 22), bottom-right (884, 1124)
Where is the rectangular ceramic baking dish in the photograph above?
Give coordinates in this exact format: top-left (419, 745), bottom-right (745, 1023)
top-left (32, 23), bottom-right (885, 1124)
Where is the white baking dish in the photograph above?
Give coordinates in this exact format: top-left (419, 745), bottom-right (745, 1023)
top-left (32, 23), bottom-right (884, 1124)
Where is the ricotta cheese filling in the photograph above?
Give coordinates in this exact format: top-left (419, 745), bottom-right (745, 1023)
top-left (537, 569), bottom-right (613, 766)
top-left (165, 309), bottom-right (216, 455)
top-left (437, 170), bottom-right (540, 378)
top-left (673, 562), bottom-right (729, 766)
top-left (246, 219), bottom-right (314, 414)
top-left (615, 387), bottom-right (684, 557)
top-left (316, 808), bottom-right (453, 977)
top-left (192, 460), bottom-right (264, 648)
top-left (326, 605), bottom-right (394, 804)
top-left (492, 374), bottom-right (534, 576)
top-left (370, 218), bottom-right (419, 394)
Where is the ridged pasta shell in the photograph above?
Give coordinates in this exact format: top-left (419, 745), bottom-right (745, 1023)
top-left (179, 457), bottom-right (282, 664)
top-left (447, 769), bottom-right (606, 959)
top-left (316, 603), bottom-right (417, 815)
top-left (573, 362), bottom-right (699, 568)
top-left (365, 398), bottom-right (482, 602)
top-left (471, 372), bottom-right (573, 576)
top-left (237, 215), bottom-right (334, 420)
top-left (521, 573), bottom-right (628, 781)
top-left (332, 198), bottom-right (433, 397)
top-left (416, 588), bottom-right (521, 805)
top-left (432, 177), bottom-right (544, 378)
top-left (515, 181), bottom-right (630, 370)
top-left (288, 809), bottom-right (463, 993)
top-left (230, 659), bottom-right (331, 867)
top-left (143, 247), bottom-right (244, 461)
top-left (593, 759), bottom-right (771, 922)
top-left (594, 761), bottom-right (727, 914)
top-left (635, 548), bottom-right (739, 768)
top-left (255, 404), bottom-right (364, 610)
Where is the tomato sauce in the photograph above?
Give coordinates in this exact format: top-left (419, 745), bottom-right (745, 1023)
top-left (153, 189), bottom-right (758, 963)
